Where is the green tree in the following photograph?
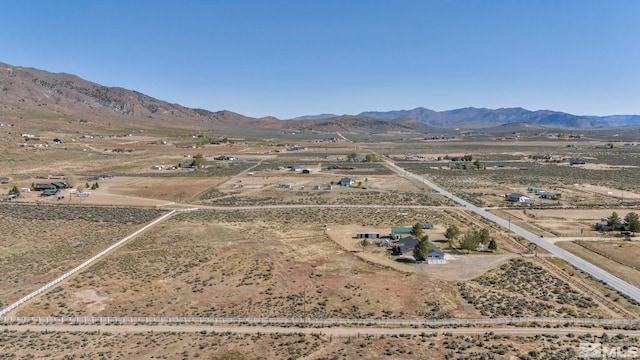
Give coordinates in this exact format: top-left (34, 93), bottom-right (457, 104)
top-left (488, 238), bottom-right (498, 251)
top-left (413, 237), bottom-right (430, 262)
top-left (365, 153), bottom-right (380, 162)
top-left (459, 230), bottom-right (480, 254)
top-left (610, 212), bottom-right (622, 231)
top-left (624, 212), bottom-right (640, 232)
top-left (65, 174), bottom-right (77, 188)
top-left (192, 153), bottom-right (206, 169)
top-left (9, 186), bottom-right (20, 195)
top-left (473, 159), bottom-right (482, 170)
top-left (410, 222), bottom-right (425, 238)
top-left (359, 238), bottom-right (370, 249)
top-left (478, 228), bottom-right (491, 245)
top-left (444, 225), bottom-right (460, 249)
top-left (347, 151), bottom-right (358, 161)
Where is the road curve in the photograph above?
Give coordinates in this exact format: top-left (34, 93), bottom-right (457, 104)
top-left (386, 161), bottom-right (640, 303)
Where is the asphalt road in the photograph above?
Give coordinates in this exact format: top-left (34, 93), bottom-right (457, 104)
top-left (386, 160), bottom-right (640, 303)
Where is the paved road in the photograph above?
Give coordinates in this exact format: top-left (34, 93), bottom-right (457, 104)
top-left (3, 324), bottom-right (640, 337)
top-left (386, 161), bottom-right (640, 303)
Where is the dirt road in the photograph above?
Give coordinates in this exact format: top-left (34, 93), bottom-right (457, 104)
top-left (3, 324), bottom-right (639, 337)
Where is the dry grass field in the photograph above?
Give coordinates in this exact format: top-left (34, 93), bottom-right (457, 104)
top-left (17, 209), bottom-right (471, 320)
top-left (2, 127), bottom-right (640, 358)
top-left (556, 241), bottom-right (640, 289)
top-left (0, 204), bottom-right (165, 308)
top-left (2, 327), bottom-right (635, 359)
top-left (12, 208), bottom-right (616, 323)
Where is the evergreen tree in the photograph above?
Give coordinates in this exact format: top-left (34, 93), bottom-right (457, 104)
top-left (413, 236), bottom-right (430, 261)
top-left (410, 222), bottom-right (424, 238)
top-left (610, 212), bottom-right (622, 231)
top-left (624, 212), bottom-right (640, 232)
top-left (488, 238), bottom-right (498, 251)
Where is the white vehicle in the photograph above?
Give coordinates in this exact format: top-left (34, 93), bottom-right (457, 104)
top-left (75, 192), bottom-right (91, 197)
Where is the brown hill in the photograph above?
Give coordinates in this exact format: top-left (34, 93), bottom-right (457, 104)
top-left (0, 62), bottom-right (433, 134)
top-left (0, 62), bottom-right (267, 130)
top-left (279, 115), bottom-right (434, 134)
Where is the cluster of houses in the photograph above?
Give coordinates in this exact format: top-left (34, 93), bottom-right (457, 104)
top-left (527, 186), bottom-right (562, 200)
top-left (275, 176), bottom-right (357, 192)
top-left (356, 225), bottom-right (447, 264)
top-left (505, 186), bottom-right (563, 204)
top-left (276, 183), bottom-right (334, 191)
top-left (33, 181), bottom-right (70, 196)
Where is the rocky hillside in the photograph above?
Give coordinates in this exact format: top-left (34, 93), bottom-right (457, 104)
top-left (0, 62), bottom-right (265, 129)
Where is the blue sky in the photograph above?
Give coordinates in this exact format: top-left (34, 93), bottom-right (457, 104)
top-left (2, 1), bottom-right (638, 118)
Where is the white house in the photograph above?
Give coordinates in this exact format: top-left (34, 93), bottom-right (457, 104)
top-left (506, 193), bottom-right (533, 204)
top-left (426, 243), bottom-right (447, 264)
top-left (338, 177), bottom-right (356, 186)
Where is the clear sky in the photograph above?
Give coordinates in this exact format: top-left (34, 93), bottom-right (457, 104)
top-left (1, 1), bottom-right (638, 119)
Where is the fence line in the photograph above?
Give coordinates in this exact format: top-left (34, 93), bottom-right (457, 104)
top-left (1, 316), bottom-right (638, 327)
top-left (0, 210), bottom-right (176, 317)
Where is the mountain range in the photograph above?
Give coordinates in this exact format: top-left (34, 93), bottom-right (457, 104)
top-left (292, 108), bottom-right (640, 129)
top-left (1, 61), bottom-right (639, 133)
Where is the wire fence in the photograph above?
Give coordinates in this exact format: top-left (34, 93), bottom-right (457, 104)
top-left (1, 316), bottom-right (638, 327)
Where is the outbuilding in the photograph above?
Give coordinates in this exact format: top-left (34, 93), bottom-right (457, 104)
top-left (356, 232), bottom-right (380, 239)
